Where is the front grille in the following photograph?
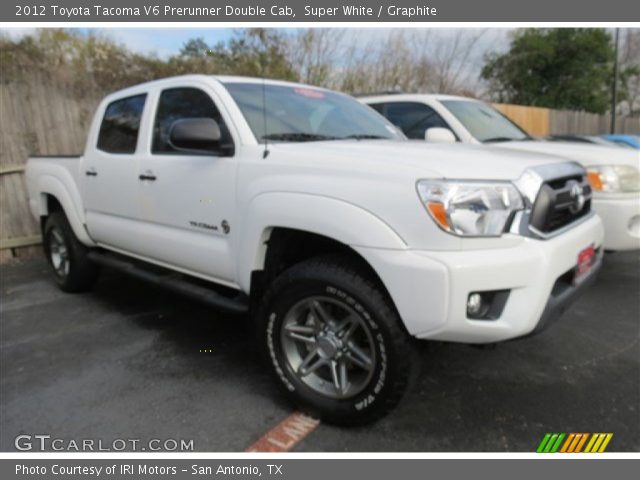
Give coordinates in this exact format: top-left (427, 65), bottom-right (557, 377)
top-left (529, 175), bottom-right (592, 234)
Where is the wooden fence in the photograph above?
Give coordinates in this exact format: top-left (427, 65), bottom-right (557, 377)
top-left (494, 103), bottom-right (640, 137)
top-left (1, 78), bottom-right (639, 258)
top-left (0, 75), bottom-right (104, 259)
top-left (550, 109), bottom-right (640, 135)
top-left (493, 104), bottom-right (551, 136)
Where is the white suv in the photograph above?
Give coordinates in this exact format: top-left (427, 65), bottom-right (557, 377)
top-left (361, 94), bottom-right (640, 251)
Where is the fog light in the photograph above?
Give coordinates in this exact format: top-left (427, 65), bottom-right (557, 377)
top-left (466, 290), bottom-right (510, 320)
top-left (467, 293), bottom-right (484, 316)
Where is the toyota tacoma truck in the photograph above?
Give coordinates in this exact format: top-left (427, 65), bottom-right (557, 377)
top-left (361, 94), bottom-right (640, 251)
top-left (26, 76), bottom-right (603, 425)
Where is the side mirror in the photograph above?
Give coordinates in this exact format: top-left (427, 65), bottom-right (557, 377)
top-left (425, 127), bottom-right (456, 144)
top-left (168, 118), bottom-right (233, 155)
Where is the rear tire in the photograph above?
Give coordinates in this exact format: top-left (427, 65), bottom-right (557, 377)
top-left (257, 255), bottom-right (415, 426)
top-left (43, 211), bottom-right (99, 292)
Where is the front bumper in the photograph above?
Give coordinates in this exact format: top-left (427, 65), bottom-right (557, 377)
top-left (529, 249), bottom-right (602, 336)
top-left (593, 193), bottom-right (640, 251)
top-left (355, 214), bottom-right (604, 344)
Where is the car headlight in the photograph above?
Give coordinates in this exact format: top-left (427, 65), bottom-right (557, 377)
top-left (587, 165), bottom-right (640, 193)
top-left (417, 180), bottom-right (524, 237)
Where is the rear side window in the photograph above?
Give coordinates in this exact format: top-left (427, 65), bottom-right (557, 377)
top-left (374, 102), bottom-right (451, 140)
top-left (152, 87), bottom-right (229, 154)
top-left (97, 94), bottom-right (146, 154)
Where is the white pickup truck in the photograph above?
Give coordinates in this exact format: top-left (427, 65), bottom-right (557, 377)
top-left (26, 75), bottom-right (603, 425)
top-left (361, 94), bottom-right (640, 251)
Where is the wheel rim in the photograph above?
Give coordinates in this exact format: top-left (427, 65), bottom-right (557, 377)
top-left (280, 296), bottom-right (376, 399)
top-left (49, 228), bottom-right (70, 278)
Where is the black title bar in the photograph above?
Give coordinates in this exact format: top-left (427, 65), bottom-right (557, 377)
top-left (3, 0), bottom-right (640, 22)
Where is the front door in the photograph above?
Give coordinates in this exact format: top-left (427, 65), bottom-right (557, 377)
top-left (135, 86), bottom-right (238, 285)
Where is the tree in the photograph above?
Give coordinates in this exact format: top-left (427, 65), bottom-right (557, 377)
top-left (618, 29), bottom-right (640, 116)
top-left (207, 29), bottom-right (296, 80)
top-left (0, 29), bottom-right (168, 91)
top-left (180, 37), bottom-right (210, 58)
top-left (287, 29), bottom-right (344, 87)
top-left (414, 29), bottom-right (487, 94)
top-left (0, 28), bottom-right (297, 94)
top-left (294, 29), bottom-right (487, 96)
top-left (482, 29), bottom-right (614, 113)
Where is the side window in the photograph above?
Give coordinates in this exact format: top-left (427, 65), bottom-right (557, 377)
top-left (152, 87), bottom-right (229, 155)
top-left (380, 102), bottom-right (452, 140)
top-left (368, 103), bottom-right (385, 114)
top-left (97, 94), bottom-right (146, 154)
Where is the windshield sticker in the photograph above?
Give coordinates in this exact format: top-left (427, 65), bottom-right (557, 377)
top-left (294, 88), bottom-right (325, 99)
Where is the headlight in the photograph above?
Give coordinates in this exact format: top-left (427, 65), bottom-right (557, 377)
top-left (587, 165), bottom-right (640, 193)
top-left (417, 180), bottom-right (524, 237)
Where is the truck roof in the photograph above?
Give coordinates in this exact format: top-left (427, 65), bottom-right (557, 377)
top-left (214, 75), bottom-right (330, 90)
top-left (103, 74), bottom-right (332, 102)
top-left (359, 93), bottom-right (480, 103)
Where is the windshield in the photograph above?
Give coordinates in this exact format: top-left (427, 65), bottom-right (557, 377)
top-left (223, 82), bottom-right (402, 143)
top-left (441, 100), bottom-right (530, 143)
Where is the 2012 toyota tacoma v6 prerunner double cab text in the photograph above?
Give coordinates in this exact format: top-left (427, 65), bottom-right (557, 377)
top-left (26, 75), bottom-right (604, 425)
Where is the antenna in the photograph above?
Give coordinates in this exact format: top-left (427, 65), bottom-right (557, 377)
top-left (262, 76), bottom-right (269, 159)
top-left (258, 29), bottom-right (269, 159)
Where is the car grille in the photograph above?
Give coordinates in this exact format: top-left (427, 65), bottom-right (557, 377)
top-left (529, 175), bottom-right (592, 234)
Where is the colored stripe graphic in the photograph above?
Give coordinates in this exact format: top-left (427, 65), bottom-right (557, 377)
top-left (537, 433), bottom-right (552, 453)
top-left (538, 433), bottom-right (613, 453)
top-left (567, 433), bottom-right (584, 453)
top-left (559, 433), bottom-right (575, 453)
top-left (549, 433), bottom-right (565, 452)
top-left (598, 433), bottom-right (613, 452)
top-left (584, 433), bottom-right (613, 453)
top-left (537, 433), bottom-right (565, 453)
top-left (574, 433), bottom-right (589, 453)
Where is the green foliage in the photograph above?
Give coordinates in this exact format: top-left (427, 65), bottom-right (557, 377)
top-left (1, 28), bottom-right (634, 115)
top-left (0, 29), bottom-right (169, 91)
top-left (205, 28), bottom-right (295, 80)
top-left (0, 28), bottom-right (295, 95)
top-left (482, 29), bottom-right (614, 113)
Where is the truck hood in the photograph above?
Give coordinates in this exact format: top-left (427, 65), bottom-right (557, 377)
top-left (271, 140), bottom-right (573, 181)
top-left (493, 140), bottom-right (640, 169)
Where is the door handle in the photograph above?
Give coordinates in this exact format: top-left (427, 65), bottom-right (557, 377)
top-left (139, 171), bottom-right (157, 181)
top-left (85, 168), bottom-right (97, 177)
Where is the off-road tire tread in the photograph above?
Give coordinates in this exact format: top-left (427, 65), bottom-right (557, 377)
top-left (258, 254), bottom-right (415, 426)
top-left (43, 211), bottom-right (99, 292)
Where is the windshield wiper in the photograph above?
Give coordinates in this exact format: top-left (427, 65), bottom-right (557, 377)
top-left (483, 136), bottom-right (519, 143)
top-left (340, 133), bottom-right (389, 140)
top-left (483, 135), bottom-right (533, 143)
top-left (261, 132), bottom-right (339, 142)
top-left (342, 134), bottom-right (388, 140)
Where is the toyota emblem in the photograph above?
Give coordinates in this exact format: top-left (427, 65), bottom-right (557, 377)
top-left (568, 180), bottom-right (586, 214)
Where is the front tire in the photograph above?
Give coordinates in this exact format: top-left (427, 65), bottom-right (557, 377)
top-left (258, 255), bottom-right (414, 426)
top-left (43, 211), bottom-right (99, 292)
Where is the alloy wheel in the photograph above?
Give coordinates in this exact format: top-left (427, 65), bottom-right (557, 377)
top-left (280, 296), bottom-right (376, 399)
top-left (49, 228), bottom-right (70, 278)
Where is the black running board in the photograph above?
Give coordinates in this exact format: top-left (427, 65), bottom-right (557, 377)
top-left (87, 251), bottom-right (249, 315)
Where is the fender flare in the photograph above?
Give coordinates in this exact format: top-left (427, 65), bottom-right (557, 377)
top-left (236, 192), bottom-right (407, 291)
top-left (37, 175), bottom-right (96, 246)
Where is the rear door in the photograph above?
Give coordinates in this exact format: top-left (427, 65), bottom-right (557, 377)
top-left (135, 84), bottom-right (239, 285)
top-left (82, 93), bottom-right (146, 253)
